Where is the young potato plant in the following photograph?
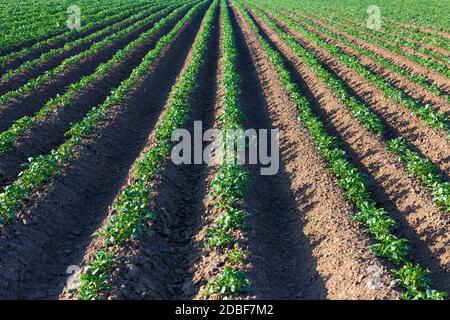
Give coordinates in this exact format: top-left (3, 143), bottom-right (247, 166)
top-left (77, 0), bottom-right (216, 299)
top-left (0, 0), bottom-right (160, 69)
top-left (251, 5), bottom-right (384, 135)
top-left (278, 0), bottom-right (450, 75)
top-left (203, 0), bottom-right (251, 298)
top-left (0, 2), bottom-right (175, 83)
top-left (234, 0), bottom-right (447, 300)
top-left (387, 137), bottom-right (449, 211)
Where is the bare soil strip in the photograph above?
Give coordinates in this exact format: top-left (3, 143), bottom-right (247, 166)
top-left (0, 9), bottom-right (198, 190)
top-left (265, 13), bottom-right (450, 178)
top-left (231, 5), bottom-right (399, 300)
top-left (0, 11), bottom-right (204, 299)
top-left (246, 9), bottom-right (449, 294)
top-left (300, 15), bottom-right (450, 95)
top-left (0, 8), bottom-right (183, 133)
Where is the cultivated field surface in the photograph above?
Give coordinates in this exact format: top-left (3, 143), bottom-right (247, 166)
top-left (0, 0), bottom-right (448, 300)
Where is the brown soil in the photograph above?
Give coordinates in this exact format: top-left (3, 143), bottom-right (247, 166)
top-left (0, 1), bottom-right (447, 301)
top-left (0, 6), bottom-right (187, 133)
top-left (105, 11), bottom-right (219, 300)
top-left (245, 8), bottom-right (449, 293)
top-left (0, 7), bottom-right (205, 299)
top-left (230, 5), bottom-right (400, 299)
top-left (57, 6), bottom-right (220, 300)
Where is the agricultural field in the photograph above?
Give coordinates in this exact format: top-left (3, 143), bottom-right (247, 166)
top-left (0, 0), bottom-right (448, 301)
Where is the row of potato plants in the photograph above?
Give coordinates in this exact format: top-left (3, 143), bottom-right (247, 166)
top-left (0, 3), bottom-right (191, 155)
top-left (1, 0), bottom-right (100, 29)
top-left (76, 0), bottom-right (215, 300)
top-left (319, 15), bottom-right (450, 64)
top-left (0, 2), bottom-right (182, 106)
top-left (203, 0), bottom-right (251, 298)
top-left (337, 17), bottom-right (450, 62)
top-left (383, 20), bottom-right (450, 51)
top-left (234, 0), bottom-right (447, 300)
top-left (0, 1), bottom-right (203, 226)
top-left (0, 0), bottom-right (155, 68)
top-left (247, 4), bottom-right (450, 212)
top-left (386, 138), bottom-right (450, 212)
top-left (341, 17), bottom-right (448, 66)
top-left (281, 1), bottom-right (450, 55)
top-left (0, 0), bottom-right (118, 53)
top-left (259, 5), bottom-right (450, 135)
top-left (314, 7), bottom-right (450, 53)
top-left (0, 2), bottom-right (171, 83)
top-left (277, 9), bottom-right (449, 103)
top-left (249, 4), bottom-right (384, 135)
top-left (304, 12), bottom-right (450, 79)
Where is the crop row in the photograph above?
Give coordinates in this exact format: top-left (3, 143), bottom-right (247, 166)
top-left (0, 0), bottom-right (156, 68)
top-left (1, 0), bottom-right (98, 29)
top-left (245, 4), bottom-right (450, 211)
top-left (331, 16), bottom-right (450, 66)
top-left (336, 16), bottom-right (450, 59)
top-left (0, 0), bottom-right (124, 53)
top-left (0, 2), bottom-right (183, 107)
top-left (279, 0), bottom-right (450, 51)
top-left (254, 3), bottom-right (450, 135)
top-left (279, 11), bottom-right (449, 103)
top-left (305, 12), bottom-right (450, 79)
top-left (0, 2), bottom-right (193, 155)
top-left (383, 20), bottom-right (450, 51)
top-left (203, 0), bottom-right (251, 298)
top-left (0, 2), bottom-right (173, 84)
top-left (234, 0), bottom-right (447, 300)
top-left (0, 1), bottom-right (201, 226)
top-left (76, 0), bottom-right (215, 300)
top-left (250, 5), bottom-right (384, 134)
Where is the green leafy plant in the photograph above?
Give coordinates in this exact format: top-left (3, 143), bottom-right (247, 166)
top-left (205, 266), bottom-right (250, 297)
